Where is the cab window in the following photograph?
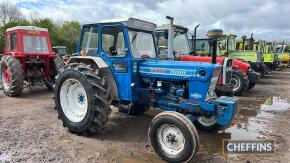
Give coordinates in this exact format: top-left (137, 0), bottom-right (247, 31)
top-left (11, 33), bottom-right (18, 51)
top-left (102, 26), bottom-right (126, 57)
top-left (80, 25), bottom-right (98, 54)
top-left (129, 30), bottom-right (156, 58)
top-left (5, 34), bottom-right (10, 51)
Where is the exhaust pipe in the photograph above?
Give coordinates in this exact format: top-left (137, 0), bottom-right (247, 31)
top-left (166, 16), bottom-right (174, 59)
top-left (192, 24), bottom-right (200, 56)
top-left (207, 29), bottom-right (224, 64)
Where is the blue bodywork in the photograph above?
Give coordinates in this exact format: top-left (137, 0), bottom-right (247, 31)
top-left (74, 19), bottom-right (238, 126)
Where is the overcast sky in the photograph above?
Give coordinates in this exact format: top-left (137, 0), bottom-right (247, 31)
top-left (10, 0), bottom-right (290, 42)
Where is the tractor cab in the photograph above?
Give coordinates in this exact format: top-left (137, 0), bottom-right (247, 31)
top-left (54, 18), bottom-right (238, 162)
top-left (274, 44), bottom-right (290, 67)
top-left (0, 26), bottom-right (64, 96)
top-left (52, 46), bottom-right (69, 63)
top-left (156, 23), bottom-right (190, 59)
top-left (194, 38), bottom-right (211, 56)
top-left (52, 46), bottom-right (68, 56)
top-left (261, 41), bottom-right (280, 70)
top-left (225, 34), bottom-right (269, 76)
top-left (155, 18), bottom-right (234, 96)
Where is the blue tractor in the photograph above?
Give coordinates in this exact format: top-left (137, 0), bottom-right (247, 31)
top-left (54, 18), bottom-right (238, 162)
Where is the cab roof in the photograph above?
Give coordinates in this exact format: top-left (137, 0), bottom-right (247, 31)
top-left (156, 24), bottom-right (188, 33)
top-left (85, 18), bottom-right (156, 32)
top-left (6, 26), bottom-right (48, 32)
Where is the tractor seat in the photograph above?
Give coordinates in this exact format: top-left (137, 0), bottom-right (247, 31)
top-left (109, 47), bottom-right (117, 56)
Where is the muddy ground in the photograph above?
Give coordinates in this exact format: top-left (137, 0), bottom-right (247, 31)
top-left (0, 68), bottom-right (290, 163)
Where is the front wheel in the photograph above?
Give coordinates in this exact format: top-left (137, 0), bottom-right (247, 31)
top-left (232, 69), bottom-right (249, 96)
top-left (149, 111), bottom-right (199, 163)
top-left (194, 116), bottom-right (221, 131)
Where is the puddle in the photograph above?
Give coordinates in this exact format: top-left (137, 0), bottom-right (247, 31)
top-left (199, 96), bottom-right (290, 154)
top-left (261, 96), bottom-right (290, 112)
top-left (0, 151), bottom-right (11, 162)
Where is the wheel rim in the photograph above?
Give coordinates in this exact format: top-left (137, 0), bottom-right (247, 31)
top-left (197, 116), bottom-right (217, 127)
top-left (232, 75), bottom-right (241, 92)
top-left (60, 78), bottom-right (88, 123)
top-left (157, 124), bottom-right (185, 156)
top-left (1, 64), bottom-right (11, 88)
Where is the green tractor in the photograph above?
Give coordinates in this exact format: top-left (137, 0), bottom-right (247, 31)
top-left (219, 34), bottom-right (270, 77)
top-left (261, 41), bottom-right (280, 71)
top-left (274, 44), bottom-right (290, 67)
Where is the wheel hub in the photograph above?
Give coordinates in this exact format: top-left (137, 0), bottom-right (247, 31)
top-left (232, 75), bottom-right (241, 91)
top-left (158, 124), bottom-right (185, 156)
top-left (78, 94), bottom-right (86, 104)
top-left (166, 133), bottom-right (177, 144)
top-left (60, 78), bottom-right (88, 123)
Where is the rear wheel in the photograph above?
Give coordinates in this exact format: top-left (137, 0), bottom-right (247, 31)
top-left (232, 69), bottom-right (248, 96)
top-left (55, 63), bottom-right (113, 134)
top-left (45, 56), bottom-right (65, 91)
top-left (0, 55), bottom-right (23, 97)
top-left (149, 111), bottom-right (199, 163)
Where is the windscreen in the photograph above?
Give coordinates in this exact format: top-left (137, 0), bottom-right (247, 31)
top-left (23, 35), bottom-right (49, 53)
top-left (56, 48), bottom-right (68, 56)
top-left (173, 32), bottom-right (190, 55)
top-left (129, 30), bottom-right (156, 58)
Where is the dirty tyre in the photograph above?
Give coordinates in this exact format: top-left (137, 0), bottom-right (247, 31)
top-left (45, 56), bottom-right (65, 91)
top-left (55, 63), bottom-right (113, 134)
top-left (247, 82), bottom-right (255, 90)
top-left (0, 55), bottom-right (23, 97)
top-left (149, 111), bottom-right (199, 163)
top-left (232, 69), bottom-right (248, 96)
top-left (195, 116), bottom-right (221, 131)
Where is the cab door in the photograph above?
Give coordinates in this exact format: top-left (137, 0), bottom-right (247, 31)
top-left (99, 25), bottom-right (132, 101)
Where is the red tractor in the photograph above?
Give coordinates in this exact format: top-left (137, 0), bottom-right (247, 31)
top-left (0, 26), bottom-right (64, 96)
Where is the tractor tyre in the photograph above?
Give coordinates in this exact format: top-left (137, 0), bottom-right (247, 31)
top-left (149, 111), bottom-right (199, 163)
top-left (194, 116), bottom-right (222, 131)
top-left (264, 64), bottom-right (270, 75)
top-left (45, 56), bottom-right (65, 91)
top-left (0, 55), bottom-right (24, 97)
top-left (54, 63), bottom-right (113, 135)
top-left (231, 69), bottom-right (249, 96)
top-left (247, 82), bottom-right (256, 90)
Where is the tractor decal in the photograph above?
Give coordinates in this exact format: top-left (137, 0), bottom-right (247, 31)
top-left (139, 67), bottom-right (197, 77)
top-left (190, 93), bottom-right (203, 99)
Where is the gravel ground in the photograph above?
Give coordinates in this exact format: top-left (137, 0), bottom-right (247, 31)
top-left (0, 68), bottom-right (290, 163)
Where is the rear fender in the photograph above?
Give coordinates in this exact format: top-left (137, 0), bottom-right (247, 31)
top-left (68, 56), bottom-right (119, 101)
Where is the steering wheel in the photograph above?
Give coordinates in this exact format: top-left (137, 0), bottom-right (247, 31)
top-left (141, 55), bottom-right (150, 59)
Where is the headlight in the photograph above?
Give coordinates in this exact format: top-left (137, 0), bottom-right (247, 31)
top-left (199, 69), bottom-right (206, 77)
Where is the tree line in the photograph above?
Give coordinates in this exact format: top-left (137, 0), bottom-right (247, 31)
top-left (0, 1), bottom-right (80, 53)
